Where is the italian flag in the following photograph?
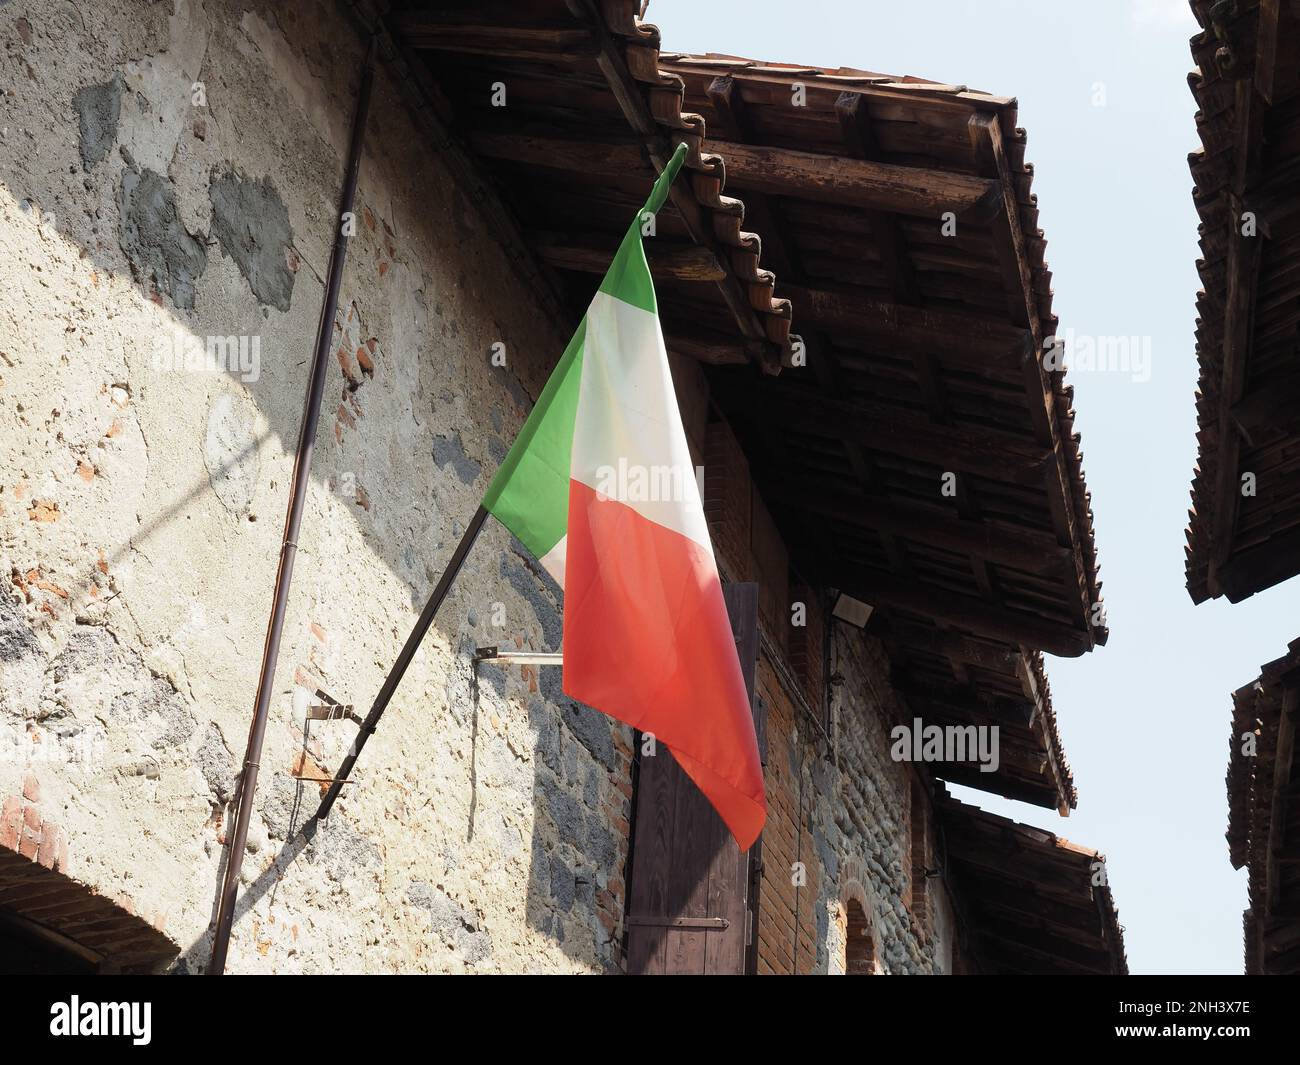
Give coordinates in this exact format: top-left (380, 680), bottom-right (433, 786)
top-left (482, 144), bottom-right (766, 849)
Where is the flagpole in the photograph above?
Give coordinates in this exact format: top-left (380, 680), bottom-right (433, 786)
top-left (314, 504), bottom-right (489, 821)
top-left (313, 144), bottom-right (690, 825)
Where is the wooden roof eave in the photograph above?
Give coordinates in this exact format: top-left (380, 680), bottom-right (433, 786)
top-left (381, 0), bottom-right (797, 373)
top-left (1230, 637), bottom-right (1300, 971)
top-left (1185, 0), bottom-right (1300, 603)
top-left (937, 796), bottom-right (1127, 974)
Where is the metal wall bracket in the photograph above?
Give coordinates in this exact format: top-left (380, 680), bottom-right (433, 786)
top-left (306, 689), bottom-right (361, 723)
top-left (473, 646), bottom-right (563, 667)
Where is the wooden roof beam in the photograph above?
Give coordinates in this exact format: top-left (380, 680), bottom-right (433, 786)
top-left (974, 899), bottom-right (1116, 954)
top-left (1218, 526), bottom-right (1300, 602)
top-left (528, 230), bottom-right (725, 281)
top-left (704, 75), bottom-right (800, 272)
top-left (1256, 0), bottom-right (1284, 105)
top-left (662, 332), bottom-right (751, 366)
top-left (1265, 686), bottom-right (1299, 917)
top-left (1208, 78), bottom-right (1266, 596)
top-left (389, 11), bottom-right (598, 61)
top-left (723, 94), bottom-right (927, 598)
top-left (761, 475), bottom-right (1070, 575)
top-left (954, 874), bottom-right (1098, 928)
top-left (971, 930), bottom-right (1111, 975)
top-left (873, 620), bottom-right (1020, 672)
top-left (1205, 1), bottom-right (1284, 595)
top-left (891, 677), bottom-right (1036, 729)
top-left (933, 764), bottom-right (1060, 808)
top-left (1243, 158), bottom-right (1300, 239)
top-left (777, 282), bottom-right (1028, 364)
top-left (834, 91), bottom-right (920, 304)
top-left (706, 138), bottom-right (1001, 219)
top-left (797, 329), bottom-right (923, 591)
top-left (943, 840), bottom-right (1095, 895)
top-left (836, 567), bottom-right (1091, 658)
top-left (717, 376), bottom-right (1051, 482)
top-left (1229, 372), bottom-right (1300, 439)
top-left (894, 726), bottom-right (1049, 779)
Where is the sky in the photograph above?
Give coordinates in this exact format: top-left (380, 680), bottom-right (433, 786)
top-left (647, 0), bottom-right (1299, 974)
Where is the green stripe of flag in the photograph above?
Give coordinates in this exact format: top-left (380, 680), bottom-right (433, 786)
top-left (482, 316), bottom-right (585, 561)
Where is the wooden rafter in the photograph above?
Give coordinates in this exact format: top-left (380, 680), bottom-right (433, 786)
top-left (706, 138), bottom-right (1001, 219)
top-left (718, 376), bottom-right (1050, 482)
top-left (761, 475), bottom-right (1069, 574)
top-left (562, 0), bottom-right (786, 371)
top-left (1208, 74), bottom-right (1266, 595)
top-left (777, 283), bottom-right (1028, 364)
top-left (834, 91), bottom-right (919, 304)
top-left (836, 567), bottom-right (1091, 658)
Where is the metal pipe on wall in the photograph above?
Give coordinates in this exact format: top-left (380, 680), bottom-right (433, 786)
top-left (207, 35), bottom-right (377, 975)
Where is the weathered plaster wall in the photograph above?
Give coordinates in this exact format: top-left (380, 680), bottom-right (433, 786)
top-left (0, 0), bottom-right (632, 972)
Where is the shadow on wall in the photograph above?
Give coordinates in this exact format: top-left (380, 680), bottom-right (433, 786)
top-left (0, 0), bottom-right (626, 973)
top-left (171, 619), bottom-right (632, 975)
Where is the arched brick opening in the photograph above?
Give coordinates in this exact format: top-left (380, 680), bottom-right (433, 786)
top-left (1, 783), bottom-right (178, 974)
top-left (844, 897), bottom-right (877, 975)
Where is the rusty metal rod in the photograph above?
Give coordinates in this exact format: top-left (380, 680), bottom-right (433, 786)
top-left (315, 504), bottom-right (489, 821)
top-left (207, 36), bottom-right (377, 976)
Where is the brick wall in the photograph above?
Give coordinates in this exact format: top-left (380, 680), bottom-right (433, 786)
top-left (698, 407), bottom-right (954, 974)
top-left (0, 769), bottom-right (177, 970)
top-left (0, 771), bottom-right (65, 869)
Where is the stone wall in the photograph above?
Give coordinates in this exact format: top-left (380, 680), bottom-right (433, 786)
top-left (0, 0), bottom-right (632, 973)
top-left (696, 423), bottom-right (957, 975)
top-left (746, 560), bottom-right (958, 976)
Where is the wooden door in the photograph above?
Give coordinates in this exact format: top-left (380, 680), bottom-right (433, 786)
top-left (624, 583), bottom-right (763, 974)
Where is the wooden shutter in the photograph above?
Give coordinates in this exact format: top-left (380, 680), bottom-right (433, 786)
top-left (624, 583), bottom-right (763, 975)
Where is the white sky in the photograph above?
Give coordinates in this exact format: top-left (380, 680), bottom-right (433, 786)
top-left (647, 0), bottom-right (1296, 974)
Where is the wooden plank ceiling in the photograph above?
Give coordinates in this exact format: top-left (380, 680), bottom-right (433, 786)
top-left (1186, 0), bottom-right (1300, 603)
top-left (373, 0), bottom-right (1108, 813)
top-left (937, 795), bottom-right (1128, 975)
top-left (1227, 637), bottom-right (1300, 974)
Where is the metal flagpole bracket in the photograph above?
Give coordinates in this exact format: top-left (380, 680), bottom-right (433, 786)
top-left (473, 646), bottom-right (563, 667)
top-left (305, 689), bottom-right (361, 724)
